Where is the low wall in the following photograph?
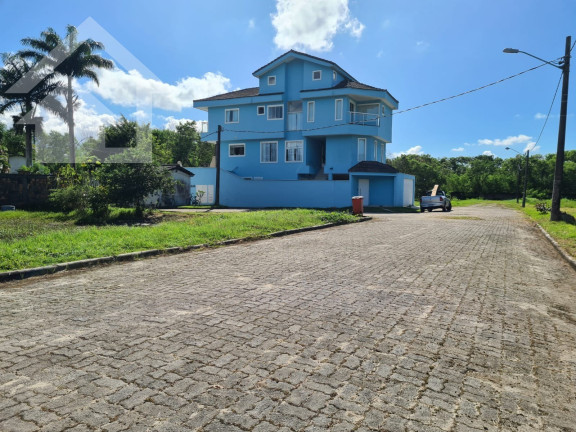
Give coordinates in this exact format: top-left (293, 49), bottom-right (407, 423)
top-left (220, 171), bottom-right (352, 208)
top-left (0, 174), bottom-right (54, 208)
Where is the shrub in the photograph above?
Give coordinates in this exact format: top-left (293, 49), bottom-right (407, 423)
top-left (535, 202), bottom-right (551, 214)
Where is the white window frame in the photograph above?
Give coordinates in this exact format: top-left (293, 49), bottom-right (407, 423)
top-left (257, 106), bottom-right (265, 115)
top-left (335, 99), bottom-right (343, 121)
top-left (260, 141), bottom-right (278, 163)
top-left (225, 108), bottom-right (239, 124)
top-left (312, 70), bottom-right (322, 80)
top-left (380, 143), bottom-right (385, 163)
top-left (333, 70), bottom-right (337, 80)
top-left (358, 138), bottom-right (367, 162)
top-left (229, 143), bottom-right (245, 157)
top-left (285, 140), bottom-right (304, 163)
top-left (307, 101), bottom-right (315, 123)
top-left (267, 104), bottom-right (284, 120)
top-left (268, 76), bottom-right (276, 86)
top-left (374, 140), bottom-right (378, 161)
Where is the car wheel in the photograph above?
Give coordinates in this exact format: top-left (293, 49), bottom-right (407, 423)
top-left (421, 208), bottom-right (425, 213)
top-left (428, 208), bottom-right (433, 212)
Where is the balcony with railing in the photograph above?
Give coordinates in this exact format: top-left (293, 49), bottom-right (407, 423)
top-left (349, 111), bottom-right (380, 126)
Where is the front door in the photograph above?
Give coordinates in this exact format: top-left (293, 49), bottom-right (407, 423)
top-left (358, 179), bottom-right (370, 205)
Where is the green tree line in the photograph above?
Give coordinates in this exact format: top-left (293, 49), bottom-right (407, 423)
top-left (388, 152), bottom-right (576, 200)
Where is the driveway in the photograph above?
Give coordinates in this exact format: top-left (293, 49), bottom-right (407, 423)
top-left (1, 205), bottom-right (575, 431)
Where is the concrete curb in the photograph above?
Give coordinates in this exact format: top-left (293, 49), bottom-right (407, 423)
top-left (0, 216), bottom-right (371, 284)
top-left (535, 223), bottom-right (576, 272)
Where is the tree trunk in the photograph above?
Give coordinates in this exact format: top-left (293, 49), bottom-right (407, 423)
top-left (67, 75), bottom-right (75, 167)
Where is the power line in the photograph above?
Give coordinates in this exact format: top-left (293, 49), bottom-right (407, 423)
top-left (393, 62), bottom-right (550, 116)
top-left (533, 72), bottom-right (563, 150)
top-left (213, 61), bottom-right (553, 136)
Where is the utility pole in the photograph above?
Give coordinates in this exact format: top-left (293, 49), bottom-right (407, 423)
top-left (522, 149), bottom-right (529, 208)
top-left (215, 125), bottom-right (222, 207)
top-left (550, 36), bottom-right (571, 221)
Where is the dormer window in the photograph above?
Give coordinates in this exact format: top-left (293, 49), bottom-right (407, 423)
top-left (333, 71), bottom-right (337, 80)
top-left (268, 76), bottom-right (276, 86)
top-left (312, 70), bottom-right (321, 80)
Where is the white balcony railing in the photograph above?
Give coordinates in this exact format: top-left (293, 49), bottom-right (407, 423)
top-left (349, 111), bottom-right (380, 127)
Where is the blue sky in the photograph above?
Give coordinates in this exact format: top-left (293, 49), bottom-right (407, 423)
top-left (1, 0), bottom-right (574, 159)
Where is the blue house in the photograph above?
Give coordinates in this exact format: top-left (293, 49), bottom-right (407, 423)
top-left (194, 50), bottom-right (414, 208)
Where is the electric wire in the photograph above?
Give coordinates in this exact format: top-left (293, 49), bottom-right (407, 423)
top-left (213, 61), bottom-right (552, 136)
top-left (532, 72), bottom-right (563, 151)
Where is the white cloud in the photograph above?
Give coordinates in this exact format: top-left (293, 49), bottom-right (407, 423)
top-left (389, 145), bottom-right (424, 158)
top-left (249, 19), bottom-right (255, 29)
top-left (131, 110), bottom-right (152, 122)
top-left (477, 134), bottom-right (533, 147)
top-left (271, 0), bottom-right (365, 52)
top-left (81, 68), bottom-right (231, 112)
top-left (38, 99), bottom-right (117, 141)
top-left (534, 112), bottom-right (560, 120)
top-left (162, 116), bottom-right (206, 132)
top-left (451, 147), bottom-right (464, 152)
top-left (415, 40), bottom-right (431, 51)
top-left (482, 151), bottom-right (494, 156)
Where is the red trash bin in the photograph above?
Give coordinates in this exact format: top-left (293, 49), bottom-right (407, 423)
top-left (352, 196), bottom-right (364, 215)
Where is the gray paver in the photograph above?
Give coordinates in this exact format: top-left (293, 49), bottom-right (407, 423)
top-left (1, 205), bottom-right (576, 431)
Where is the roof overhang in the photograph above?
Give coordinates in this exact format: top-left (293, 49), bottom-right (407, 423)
top-left (253, 50), bottom-right (355, 81)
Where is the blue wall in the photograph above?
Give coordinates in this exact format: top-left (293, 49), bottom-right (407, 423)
top-left (220, 171), bottom-right (352, 208)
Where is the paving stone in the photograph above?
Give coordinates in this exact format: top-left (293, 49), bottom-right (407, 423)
top-left (1, 206), bottom-right (576, 431)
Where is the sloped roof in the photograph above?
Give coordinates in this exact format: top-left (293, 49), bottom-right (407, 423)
top-left (252, 50), bottom-right (356, 81)
top-left (194, 87), bottom-right (261, 103)
top-left (164, 164), bottom-right (195, 176)
top-left (348, 161), bottom-right (399, 174)
top-left (302, 79), bottom-right (398, 104)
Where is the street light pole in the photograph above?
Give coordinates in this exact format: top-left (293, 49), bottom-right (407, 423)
top-left (505, 146), bottom-right (529, 207)
top-left (503, 36), bottom-right (571, 221)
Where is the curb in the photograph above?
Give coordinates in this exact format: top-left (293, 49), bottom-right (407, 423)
top-left (0, 216), bottom-right (371, 284)
top-left (535, 223), bottom-right (576, 272)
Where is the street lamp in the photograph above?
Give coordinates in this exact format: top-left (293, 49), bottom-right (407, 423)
top-left (505, 146), bottom-right (529, 207)
top-left (503, 36), bottom-right (571, 221)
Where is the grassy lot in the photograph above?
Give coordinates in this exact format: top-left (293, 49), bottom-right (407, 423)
top-left (0, 209), bottom-right (357, 272)
top-left (451, 198), bottom-right (576, 258)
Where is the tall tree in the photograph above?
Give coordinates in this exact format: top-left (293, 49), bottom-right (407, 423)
top-left (0, 53), bottom-right (64, 166)
top-left (19, 25), bottom-right (114, 165)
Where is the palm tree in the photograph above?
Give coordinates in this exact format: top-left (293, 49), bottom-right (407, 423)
top-left (19, 25), bottom-right (114, 165)
top-left (0, 53), bottom-right (65, 166)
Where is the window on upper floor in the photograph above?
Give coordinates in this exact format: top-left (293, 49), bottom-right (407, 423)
top-left (374, 141), bottom-right (378, 161)
top-left (335, 99), bottom-right (343, 121)
top-left (225, 108), bottom-right (239, 124)
top-left (358, 138), bottom-right (367, 162)
top-left (229, 144), bottom-right (245, 157)
top-left (285, 141), bottom-right (303, 163)
top-left (257, 106), bottom-right (265, 115)
top-left (267, 105), bottom-right (284, 120)
top-left (288, 101), bottom-right (302, 131)
top-left (307, 101), bottom-right (315, 123)
top-left (333, 70), bottom-right (337, 80)
top-left (313, 70), bottom-right (321, 80)
top-left (261, 141), bottom-right (278, 163)
top-left (380, 143), bottom-right (385, 163)
top-left (268, 76), bottom-right (276, 86)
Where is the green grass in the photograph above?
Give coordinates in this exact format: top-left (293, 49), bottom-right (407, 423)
top-left (0, 209), bottom-right (357, 272)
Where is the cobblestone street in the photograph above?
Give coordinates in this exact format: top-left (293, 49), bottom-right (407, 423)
top-left (1, 205), bottom-right (575, 431)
